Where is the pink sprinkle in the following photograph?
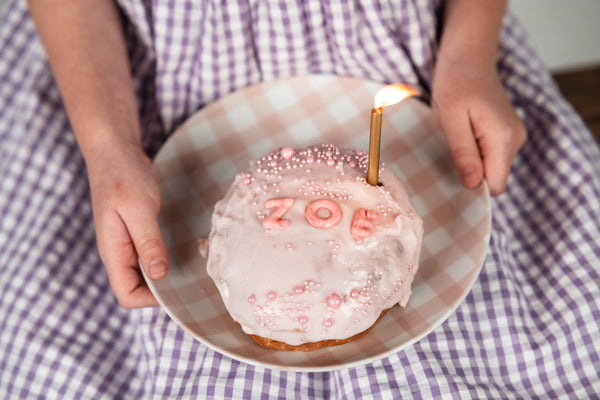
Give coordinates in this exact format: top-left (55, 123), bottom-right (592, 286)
top-left (323, 318), bottom-right (334, 327)
top-left (280, 147), bottom-right (295, 159)
top-left (350, 289), bottom-right (360, 299)
top-left (267, 291), bottom-right (277, 300)
top-left (326, 158), bottom-right (335, 167)
top-left (298, 315), bottom-right (308, 324)
top-left (293, 285), bottom-right (305, 295)
top-left (248, 294), bottom-right (256, 304)
top-left (243, 175), bottom-right (253, 185)
top-left (327, 293), bottom-right (342, 309)
top-left (349, 161), bottom-right (358, 168)
top-left (408, 263), bottom-right (415, 272)
top-left (306, 155), bottom-right (315, 164)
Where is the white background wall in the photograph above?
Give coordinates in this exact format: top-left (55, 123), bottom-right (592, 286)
top-left (1, 1), bottom-right (599, 73)
top-left (509, 0), bottom-right (600, 72)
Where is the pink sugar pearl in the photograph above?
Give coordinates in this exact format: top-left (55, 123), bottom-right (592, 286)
top-left (280, 147), bottom-right (295, 159)
top-left (327, 293), bottom-right (342, 309)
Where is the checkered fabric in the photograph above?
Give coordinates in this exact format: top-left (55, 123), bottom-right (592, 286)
top-left (1, 0), bottom-right (599, 399)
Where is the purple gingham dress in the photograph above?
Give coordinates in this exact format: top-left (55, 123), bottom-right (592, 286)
top-left (2, 0), bottom-right (600, 398)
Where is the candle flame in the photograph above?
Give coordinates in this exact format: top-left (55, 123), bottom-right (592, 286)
top-left (373, 83), bottom-right (419, 108)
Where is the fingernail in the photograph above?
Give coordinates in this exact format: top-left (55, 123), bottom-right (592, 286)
top-left (148, 260), bottom-right (167, 278)
top-left (461, 169), bottom-right (479, 187)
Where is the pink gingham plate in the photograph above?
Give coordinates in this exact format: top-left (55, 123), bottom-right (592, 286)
top-left (145, 75), bottom-right (491, 372)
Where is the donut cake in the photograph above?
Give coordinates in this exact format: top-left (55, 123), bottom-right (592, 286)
top-left (206, 144), bottom-right (423, 351)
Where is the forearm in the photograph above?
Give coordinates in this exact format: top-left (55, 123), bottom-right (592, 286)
top-left (27, 0), bottom-right (140, 159)
top-left (437, 0), bottom-right (507, 68)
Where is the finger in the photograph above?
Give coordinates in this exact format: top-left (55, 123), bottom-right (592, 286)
top-left (481, 140), bottom-right (512, 196)
top-left (126, 284), bottom-right (159, 308)
top-left (125, 206), bottom-right (169, 281)
top-left (472, 110), bottom-right (527, 196)
top-left (115, 198), bottom-right (168, 279)
top-left (439, 110), bottom-right (484, 189)
top-left (107, 261), bottom-right (160, 309)
top-left (97, 215), bottom-right (160, 308)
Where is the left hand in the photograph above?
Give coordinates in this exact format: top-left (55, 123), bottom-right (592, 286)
top-left (431, 58), bottom-right (527, 195)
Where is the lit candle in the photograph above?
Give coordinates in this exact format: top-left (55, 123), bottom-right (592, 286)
top-left (366, 84), bottom-right (420, 186)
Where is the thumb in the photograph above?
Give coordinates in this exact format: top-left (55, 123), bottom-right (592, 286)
top-left (440, 112), bottom-right (484, 189)
top-left (128, 209), bottom-right (169, 280)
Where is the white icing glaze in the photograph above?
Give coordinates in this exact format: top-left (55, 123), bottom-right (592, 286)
top-left (206, 144), bottom-right (423, 346)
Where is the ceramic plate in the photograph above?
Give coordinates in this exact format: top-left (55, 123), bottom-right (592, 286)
top-left (145, 75), bottom-right (491, 372)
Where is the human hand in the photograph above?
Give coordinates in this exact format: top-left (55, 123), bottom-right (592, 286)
top-left (86, 141), bottom-right (168, 308)
top-left (431, 58), bottom-right (527, 195)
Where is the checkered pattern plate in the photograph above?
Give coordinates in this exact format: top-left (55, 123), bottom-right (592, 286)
top-left (145, 75), bottom-right (491, 372)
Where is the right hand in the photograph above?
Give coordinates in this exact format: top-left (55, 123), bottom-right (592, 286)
top-left (431, 56), bottom-right (527, 195)
top-left (27, 0), bottom-right (167, 308)
top-left (86, 141), bottom-right (168, 309)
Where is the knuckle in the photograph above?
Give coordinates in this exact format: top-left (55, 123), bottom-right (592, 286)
top-left (136, 236), bottom-right (164, 255)
top-left (503, 125), bottom-right (528, 154)
top-left (451, 145), bottom-right (475, 158)
top-left (451, 146), bottom-right (480, 167)
top-left (117, 297), bottom-right (136, 310)
top-left (495, 122), bottom-right (527, 153)
top-left (150, 182), bottom-right (161, 202)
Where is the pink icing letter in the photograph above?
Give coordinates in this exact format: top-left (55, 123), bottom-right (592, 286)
top-left (305, 199), bottom-right (342, 229)
top-left (351, 208), bottom-right (379, 238)
top-left (263, 198), bottom-right (294, 230)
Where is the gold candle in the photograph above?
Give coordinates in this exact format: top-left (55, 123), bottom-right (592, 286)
top-left (366, 83), bottom-right (419, 186)
top-left (367, 107), bottom-right (384, 186)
